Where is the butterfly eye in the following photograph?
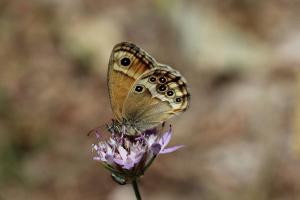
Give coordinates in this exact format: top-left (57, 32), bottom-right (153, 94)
top-left (149, 76), bottom-right (157, 83)
top-left (166, 90), bottom-right (175, 97)
top-left (158, 76), bottom-right (167, 84)
top-left (157, 84), bottom-right (167, 93)
top-left (120, 57), bottom-right (131, 67)
top-left (175, 97), bottom-right (182, 103)
top-left (134, 84), bottom-right (145, 93)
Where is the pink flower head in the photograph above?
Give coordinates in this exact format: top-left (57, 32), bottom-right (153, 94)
top-left (92, 126), bottom-right (183, 184)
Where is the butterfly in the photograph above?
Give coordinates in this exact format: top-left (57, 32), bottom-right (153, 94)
top-left (107, 42), bottom-right (190, 135)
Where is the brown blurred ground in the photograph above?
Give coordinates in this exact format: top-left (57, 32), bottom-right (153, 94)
top-left (1, 0), bottom-right (300, 199)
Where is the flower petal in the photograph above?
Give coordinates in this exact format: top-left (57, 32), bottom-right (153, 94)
top-left (113, 158), bottom-right (125, 166)
top-left (160, 145), bottom-right (184, 154)
top-left (159, 128), bottom-right (172, 149)
top-left (92, 144), bottom-right (98, 151)
top-left (147, 134), bottom-right (157, 146)
top-left (118, 146), bottom-right (128, 161)
top-left (123, 157), bottom-right (135, 169)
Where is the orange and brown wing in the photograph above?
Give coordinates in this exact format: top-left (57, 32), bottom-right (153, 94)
top-left (107, 42), bottom-right (157, 121)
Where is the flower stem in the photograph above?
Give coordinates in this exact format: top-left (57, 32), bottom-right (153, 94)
top-left (132, 179), bottom-right (142, 200)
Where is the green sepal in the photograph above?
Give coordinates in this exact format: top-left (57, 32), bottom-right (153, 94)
top-left (111, 173), bottom-right (127, 185)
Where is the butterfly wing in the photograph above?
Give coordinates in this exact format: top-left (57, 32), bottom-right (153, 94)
top-left (122, 67), bottom-right (190, 133)
top-left (108, 42), bottom-right (157, 121)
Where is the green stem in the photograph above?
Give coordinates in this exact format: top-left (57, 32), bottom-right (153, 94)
top-left (132, 179), bottom-right (142, 200)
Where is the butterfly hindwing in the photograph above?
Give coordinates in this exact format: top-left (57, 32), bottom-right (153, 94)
top-left (122, 67), bottom-right (190, 132)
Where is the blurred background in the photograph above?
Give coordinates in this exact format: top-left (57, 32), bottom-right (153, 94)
top-left (1, 0), bottom-right (300, 199)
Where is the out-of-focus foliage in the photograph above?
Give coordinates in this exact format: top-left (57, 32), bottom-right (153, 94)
top-left (0, 0), bottom-right (300, 199)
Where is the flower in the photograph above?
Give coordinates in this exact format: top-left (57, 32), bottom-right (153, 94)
top-left (92, 126), bottom-right (183, 184)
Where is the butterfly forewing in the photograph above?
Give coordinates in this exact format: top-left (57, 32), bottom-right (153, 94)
top-left (107, 42), bottom-right (157, 121)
